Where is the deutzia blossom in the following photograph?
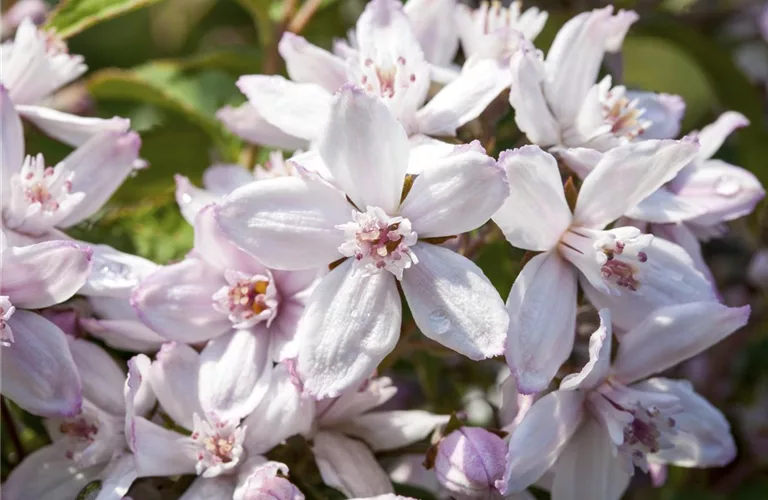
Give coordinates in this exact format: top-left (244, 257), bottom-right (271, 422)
top-left (2, 342), bottom-right (155, 500)
top-left (498, 305), bottom-right (748, 500)
top-left (127, 344), bottom-right (310, 499)
top-left (0, 87), bottom-right (142, 241)
top-left (306, 376), bottom-right (449, 497)
top-left (221, 0), bottom-right (509, 149)
top-left (492, 140), bottom-right (718, 392)
top-left (215, 85), bottom-right (509, 398)
top-left (508, 7), bottom-right (685, 150)
top-left (0, 229), bottom-right (91, 416)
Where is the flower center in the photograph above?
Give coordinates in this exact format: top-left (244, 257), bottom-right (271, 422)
top-left (337, 206), bottom-right (419, 280)
top-left (212, 270), bottom-right (278, 329)
top-left (191, 413), bottom-right (246, 478)
top-left (560, 227), bottom-right (652, 294)
top-left (0, 296), bottom-right (15, 347)
top-left (619, 404), bottom-right (677, 467)
top-left (600, 86), bottom-right (650, 142)
top-left (59, 415), bottom-right (100, 460)
top-left (359, 56), bottom-right (417, 100)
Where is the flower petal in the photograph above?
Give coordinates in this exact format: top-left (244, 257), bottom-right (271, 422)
top-left (237, 75), bottom-right (331, 142)
top-left (131, 258), bottom-right (230, 343)
top-left (651, 223), bottom-right (716, 289)
top-left (96, 454), bottom-right (138, 500)
top-left (560, 309), bottom-right (611, 391)
top-left (0, 85), bottom-right (24, 194)
top-left (79, 244), bottom-right (159, 299)
top-left (1, 441), bottom-right (102, 500)
top-left (15, 104), bottom-right (130, 148)
top-left (345, 410), bottom-right (449, 451)
top-left (497, 390), bottom-right (585, 494)
top-left (403, 0), bottom-right (459, 67)
top-left (318, 85), bottom-right (410, 214)
top-left (297, 259), bottom-right (401, 398)
top-left (573, 139), bottom-right (700, 229)
top-left (415, 58), bottom-right (510, 136)
top-left (215, 176), bottom-right (351, 270)
top-left (401, 243), bottom-right (507, 359)
top-left (80, 316), bottom-right (166, 353)
top-left (313, 430), bottom-right (394, 497)
top-left (148, 342), bottom-right (204, 430)
top-left (696, 111), bottom-right (749, 160)
top-left (216, 103), bottom-right (309, 150)
top-left (508, 42), bottom-right (560, 147)
top-left (492, 146), bottom-right (572, 251)
top-left (316, 376), bottom-right (398, 426)
top-left (203, 164), bottom-right (255, 196)
top-left (612, 302), bottom-right (749, 385)
top-left (131, 417), bottom-right (198, 478)
top-left (625, 92), bottom-right (685, 140)
top-left (505, 251), bottom-right (578, 394)
top-left (626, 187), bottom-right (708, 224)
top-left (199, 328), bottom-right (272, 422)
top-left (1, 311), bottom-right (82, 417)
top-left (242, 363), bottom-right (314, 453)
top-left (1, 239), bottom-right (92, 309)
top-left (193, 203), bottom-right (264, 273)
top-left (550, 418), bottom-right (631, 500)
top-left (174, 174), bottom-right (219, 226)
top-left (179, 477), bottom-right (236, 500)
top-left (633, 378), bottom-right (736, 467)
top-left (279, 32), bottom-right (348, 91)
top-left (400, 142), bottom-right (509, 237)
top-left (68, 338), bottom-right (126, 415)
top-left (124, 354), bottom-right (155, 422)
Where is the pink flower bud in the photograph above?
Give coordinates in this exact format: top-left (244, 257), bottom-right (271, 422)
top-left (434, 427), bottom-right (506, 499)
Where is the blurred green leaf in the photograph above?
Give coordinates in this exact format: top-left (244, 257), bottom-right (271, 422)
top-left (46, 0), bottom-right (165, 38)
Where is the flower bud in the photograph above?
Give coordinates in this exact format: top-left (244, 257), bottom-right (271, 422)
top-left (434, 427), bottom-right (506, 499)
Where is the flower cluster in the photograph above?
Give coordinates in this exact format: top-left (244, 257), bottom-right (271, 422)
top-left (0, 1), bottom-right (764, 500)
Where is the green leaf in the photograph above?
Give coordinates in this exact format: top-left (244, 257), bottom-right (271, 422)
top-left (45, 0), bottom-right (165, 39)
top-left (87, 63), bottom-right (240, 161)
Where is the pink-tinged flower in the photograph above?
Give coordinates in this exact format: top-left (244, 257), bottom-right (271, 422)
top-left (126, 343), bottom-right (310, 498)
top-left (435, 427), bottom-right (507, 499)
top-left (507, 7), bottom-right (687, 151)
top-left (224, 0), bottom-right (510, 149)
top-left (402, 0), bottom-right (461, 83)
top-left (215, 86), bottom-right (509, 398)
top-left (0, 87), bottom-right (142, 239)
top-left (0, 229), bottom-right (91, 416)
top-left (307, 376), bottom-right (449, 497)
top-left (0, 1), bottom-right (48, 35)
top-left (492, 140), bottom-right (718, 392)
top-left (1, 342), bottom-right (155, 500)
top-left (498, 305), bottom-right (747, 500)
top-left (132, 203), bottom-right (317, 362)
top-left (456, 0), bottom-right (547, 64)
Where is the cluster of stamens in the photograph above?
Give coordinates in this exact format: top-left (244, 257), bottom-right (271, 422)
top-left (0, 297), bottom-right (15, 346)
top-left (601, 87), bottom-right (651, 141)
top-left (21, 161), bottom-right (72, 213)
top-left (599, 239), bottom-right (648, 292)
top-left (337, 206), bottom-right (418, 280)
top-left (191, 413), bottom-right (246, 478)
top-left (212, 270), bottom-right (278, 329)
top-left (618, 404), bottom-right (677, 472)
top-left (59, 417), bottom-right (99, 460)
top-left (359, 56), bottom-right (416, 99)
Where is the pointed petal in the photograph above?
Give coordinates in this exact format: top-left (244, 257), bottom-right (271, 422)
top-left (174, 174), bottom-right (218, 225)
top-left (1, 311), bottom-right (81, 417)
top-left (279, 32), bottom-right (347, 91)
top-left (96, 454), bottom-right (138, 500)
top-left (215, 176), bottom-right (351, 270)
top-left (401, 244), bottom-right (507, 359)
top-left (670, 159), bottom-right (765, 227)
top-left (131, 258), bottom-right (230, 343)
top-left (1, 239), bottom-right (92, 309)
top-left (131, 417), bottom-right (197, 477)
top-left (612, 302), bottom-right (749, 384)
top-left (633, 378), bottom-right (736, 467)
top-left (560, 309), bottom-right (612, 391)
top-left (404, 0), bottom-right (459, 67)
top-left (16, 105), bottom-right (131, 148)
top-left (199, 328), bottom-right (272, 422)
top-left (148, 342), bottom-right (203, 430)
top-left (416, 58), bottom-right (510, 136)
top-left (625, 92), bottom-right (685, 140)
top-left (492, 146), bottom-right (572, 251)
top-left (124, 354), bottom-right (155, 422)
top-left (81, 297), bottom-right (166, 352)
top-left (345, 410), bottom-right (449, 451)
top-left (79, 244), bottom-right (159, 299)
top-left (400, 142), bottom-right (509, 237)
top-left (573, 139), bottom-right (700, 229)
top-left (317, 376), bottom-right (397, 426)
top-left (216, 103), bottom-right (309, 150)
top-left (1, 442), bottom-right (102, 500)
top-left (318, 85), bottom-right (409, 214)
top-left (297, 260), bottom-right (401, 398)
top-left (237, 75), bottom-right (331, 142)
top-left (313, 430), bottom-right (394, 497)
top-left (696, 111), bottom-right (749, 160)
top-left (551, 418), bottom-right (631, 500)
top-left (69, 338), bottom-right (126, 415)
top-left (505, 251), bottom-right (578, 394)
top-left (497, 390), bottom-right (585, 494)
top-left (55, 131), bottom-right (142, 227)
top-left (242, 364), bottom-right (314, 453)
top-left (0, 86), bottom-right (24, 193)
top-left (406, 135), bottom-right (457, 174)
top-left (508, 42), bottom-right (560, 147)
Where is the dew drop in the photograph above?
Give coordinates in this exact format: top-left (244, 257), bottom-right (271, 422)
top-left (428, 309), bottom-right (451, 334)
top-left (714, 176), bottom-right (741, 197)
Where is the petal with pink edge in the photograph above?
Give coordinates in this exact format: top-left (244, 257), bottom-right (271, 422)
top-left (131, 417), bottom-right (198, 478)
top-left (69, 338), bottom-right (126, 415)
top-left (696, 111), bottom-right (749, 160)
top-left (279, 32), bottom-right (347, 91)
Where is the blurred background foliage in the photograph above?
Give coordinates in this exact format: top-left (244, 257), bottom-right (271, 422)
top-left (2, 0), bottom-right (768, 498)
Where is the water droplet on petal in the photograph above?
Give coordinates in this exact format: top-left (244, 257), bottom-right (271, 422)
top-left (715, 176), bottom-right (741, 197)
top-left (428, 309), bottom-right (451, 335)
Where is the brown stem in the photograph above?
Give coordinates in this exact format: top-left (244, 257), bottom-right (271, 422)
top-left (288, 0), bottom-right (324, 34)
top-left (1, 397), bottom-right (25, 461)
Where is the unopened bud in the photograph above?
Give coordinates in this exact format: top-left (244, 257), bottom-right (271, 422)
top-left (434, 427), bottom-right (506, 499)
